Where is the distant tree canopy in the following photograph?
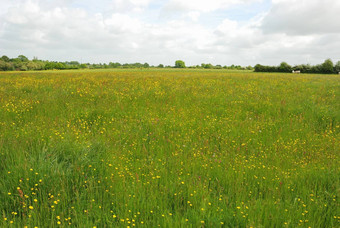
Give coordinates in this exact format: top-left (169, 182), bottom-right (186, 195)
top-left (18, 55), bottom-right (29, 62)
top-left (278, 62), bottom-right (292, 72)
top-left (1, 56), bottom-right (252, 71)
top-left (201, 63), bottom-right (213, 69)
top-left (198, 63), bottom-right (247, 70)
top-left (0, 55), bottom-right (157, 71)
top-left (335, 61), bottom-right (340, 72)
top-left (1, 55), bottom-right (10, 62)
top-left (175, 60), bottom-right (186, 68)
top-left (0, 55), bottom-right (85, 71)
top-left (0, 55), bottom-right (256, 72)
top-left (1, 54), bottom-right (339, 74)
top-left (254, 59), bottom-right (339, 74)
top-left (321, 59), bottom-right (334, 74)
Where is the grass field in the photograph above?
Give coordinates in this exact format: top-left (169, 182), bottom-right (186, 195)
top-left (0, 69), bottom-right (339, 227)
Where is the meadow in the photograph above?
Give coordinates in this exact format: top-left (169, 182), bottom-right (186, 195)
top-left (0, 69), bottom-right (339, 227)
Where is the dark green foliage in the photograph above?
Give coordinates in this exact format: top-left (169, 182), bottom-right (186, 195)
top-left (18, 55), bottom-right (29, 62)
top-left (0, 60), bottom-right (14, 71)
top-left (1, 55), bottom-right (10, 62)
top-left (255, 59), bottom-right (339, 74)
top-left (278, 62), bottom-right (292, 72)
top-left (201, 63), bottom-right (213, 69)
top-left (335, 61), bottom-right (340, 73)
top-left (0, 54), bottom-right (339, 73)
top-left (254, 64), bottom-right (278, 72)
top-left (109, 62), bottom-right (121, 68)
top-left (175, 60), bottom-right (186, 68)
top-left (321, 59), bottom-right (334, 74)
top-left (80, 64), bottom-right (88, 69)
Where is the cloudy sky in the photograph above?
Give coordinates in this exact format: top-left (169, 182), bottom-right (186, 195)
top-left (0, 0), bottom-right (339, 66)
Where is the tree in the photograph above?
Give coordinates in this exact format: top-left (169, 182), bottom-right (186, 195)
top-left (157, 64), bottom-right (164, 68)
top-left (80, 64), bottom-right (88, 69)
top-left (109, 62), bottom-right (121, 68)
top-left (254, 64), bottom-right (266, 72)
top-left (45, 62), bottom-right (56, 70)
top-left (68, 61), bottom-right (80, 65)
top-left (278, 62), bottom-right (292, 72)
top-left (175, 60), bottom-right (185, 68)
top-left (1, 55), bottom-right (10, 62)
top-left (1, 60), bottom-right (14, 70)
top-left (20, 64), bottom-right (28, 71)
top-left (56, 62), bottom-right (66, 69)
top-left (143, 63), bottom-right (150, 68)
top-left (26, 61), bottom-right (38, 70)
top-left (321, 59), bottom-right (334, 74)
top-left (18, 55), bottom-right (29, 62)
top-left (201, 63), bottom-right (213, 69)
top-left (0, 60), bottom-right (7, 71)
top-left (334, 61), bottom-right (340, 73)
top-left (311, 64), bottom-right (322, 74)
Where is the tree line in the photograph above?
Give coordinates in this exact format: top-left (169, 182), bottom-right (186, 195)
top-left (0, 55), bottom-right (159, 71)
top-left (2, 55), bottom-right (338, 73)
top-left (0, 55), bottom-right (86, 71)
top-left (0, 55), bottom-right (254, 71)
top-left (254, 59), bottom-right (340, 74)
top-left (174, 60), bottom-right (253, 70)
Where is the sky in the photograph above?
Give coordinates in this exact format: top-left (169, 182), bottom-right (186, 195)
top-left (0, 0), bottom-right (339, 66)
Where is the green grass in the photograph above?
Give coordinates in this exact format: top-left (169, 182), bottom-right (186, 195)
top-left (0, 69), bottom-right (339, 227)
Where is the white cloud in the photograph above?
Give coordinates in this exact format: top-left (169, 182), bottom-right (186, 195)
top-left (109, 0), bottom-right (155, 12)
top-left (104, 14), bottom-right (144, 33)
top-left (262, 0), bottom-right (340, 35)
top-left (164, 0), bottom-right (263, 13)
top-left (186, 11), bottom-right (201, 22)
top-left (0, 0), bottom-right (339, 66)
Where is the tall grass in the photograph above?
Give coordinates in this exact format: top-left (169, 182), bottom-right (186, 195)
top-left (0, 69), bottom-right (339, 227)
